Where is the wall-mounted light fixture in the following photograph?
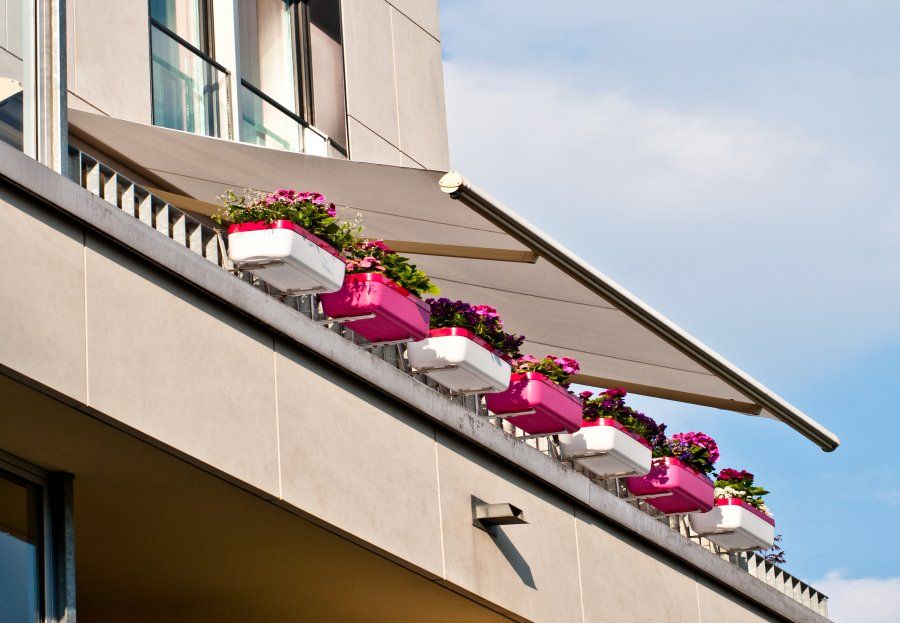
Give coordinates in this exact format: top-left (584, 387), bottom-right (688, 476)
top-left (472, 498), bottom-right (527, 536)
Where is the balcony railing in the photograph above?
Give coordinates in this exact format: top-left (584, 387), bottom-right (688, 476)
top-left (150, 21), bottom-right (232, 140)
top-left (67, 145), bottom-right (828, 619)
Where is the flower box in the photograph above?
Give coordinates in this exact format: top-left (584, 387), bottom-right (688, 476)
top-left (406, 327), bottom-right (512, 394)
top-left (227, 220), bottom-right (345, 295)
top-left (625, 457), bottom-right (714, 514)
top-left (485, 372), bottom-right (582, 435)
top-left (319, 272), bottom-right (431, 344)
top-left (688, 498), bottom-right (775, 551)
top-left (558, 418), bottom-right (652, 477)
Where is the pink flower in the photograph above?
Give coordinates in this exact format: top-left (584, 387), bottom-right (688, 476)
top-left (473, 304), bottom-right (499, 319)
top-left (366, 239), bottom-right (392, 252)
top-left (579, 390), bottom-right (594, 399)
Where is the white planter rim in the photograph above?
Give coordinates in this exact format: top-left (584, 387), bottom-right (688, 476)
top-left (228, 220), bottom-right (344, 260)
top-left (581, 417), bottom-right (652, 449)
top-left (427, 326), bottom-right (512, 360)
top-left (715, 497), bottom-right (775, 526)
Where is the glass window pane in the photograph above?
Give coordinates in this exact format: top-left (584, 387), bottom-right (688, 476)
top-left (151, 25), bottom-right (229, 138)
top-left (150, 0), bottom-right (206, 51)
top-left (308, 0), bottom-right (347, 147)
top-left (0, 473), bottom-right (41, 623)
top-left (238, 0), bottom-right (297, 114)
top-left (0, 0), bottom-right (26, 151)
top-left (239, 83), bottom-right (301, 152)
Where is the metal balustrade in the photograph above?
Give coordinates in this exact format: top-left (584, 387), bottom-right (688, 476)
top-left (67, 145), bottom-right (828, 618)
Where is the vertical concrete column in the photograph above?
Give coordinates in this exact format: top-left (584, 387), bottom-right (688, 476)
top-left (34, 0), bottom-right (68, 174)
top-left (49, 472), bottom-right (77, 623)
top-left (211, 0), bottom-right (240, 141)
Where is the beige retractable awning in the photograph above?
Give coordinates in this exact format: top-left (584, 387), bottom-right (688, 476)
top-left (67, 109), bottom-right (839, 451)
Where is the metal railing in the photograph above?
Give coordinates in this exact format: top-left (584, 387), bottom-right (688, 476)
top-left (67, 145), bottom-right (828, 618)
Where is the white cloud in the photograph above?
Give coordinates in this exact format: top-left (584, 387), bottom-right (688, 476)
top-left (445, 63), bottom-right (835, 219)
top-left (444, 61), bottom-right (900, 381)
top-left (815, 572), bottom-right (900, 623)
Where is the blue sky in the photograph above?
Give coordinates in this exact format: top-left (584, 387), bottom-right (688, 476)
top-left (438, 2), bottom-right (900, 620)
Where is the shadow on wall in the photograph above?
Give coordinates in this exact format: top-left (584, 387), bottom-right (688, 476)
top-left (471, 494), bottom-right (536, 589)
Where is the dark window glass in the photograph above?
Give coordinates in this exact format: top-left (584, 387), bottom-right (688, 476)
top-left (0, 1), bottom-right (26, 152)
top-left (307, 0), bottom-right (346, 147)
top-left (150, 0), bottom-right (207, 50)
top-left (0, 472), bottom-right (42, 623)
top-left (151, 25), bottom-right (228, 137)
top-left (238, 0), bottom-right (297, 113)
top-left (0, 86), bottom-right (24, 151)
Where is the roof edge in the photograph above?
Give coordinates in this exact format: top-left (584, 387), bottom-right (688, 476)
top-left (439, 172), bottom-right (839, 452)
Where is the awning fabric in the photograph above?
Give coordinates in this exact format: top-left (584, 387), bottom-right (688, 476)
top-left (68, 109), bottom-right (839, 451)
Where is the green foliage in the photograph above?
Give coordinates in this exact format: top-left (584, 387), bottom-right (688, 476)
top-left (217, 188), bottom-right (361, 252)
top-left (343, 240), bottom-right (439, 298)
top-left (714, 468), bottom-right (771, 513)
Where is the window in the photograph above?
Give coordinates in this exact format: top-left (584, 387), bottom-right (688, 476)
top-left (150, 0), bottom-right (230, 138)
top-left (0, 469), bottom-right (44, 623)
top-left (306, 0), bottom-right (347, 148)
top-left (237, 0), bottom-right (347, 153)
top-left (238, 0), bottom-right (303, 151)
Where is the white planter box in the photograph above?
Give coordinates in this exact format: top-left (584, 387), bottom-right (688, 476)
top-left (688, 499), bottom-right (775, 551)
top-left (558, 419), bottom-right (652, 477)
top-left (227, 221), bottom-right (345, 295)
top-left (406, 329), bottom-right (511, 394)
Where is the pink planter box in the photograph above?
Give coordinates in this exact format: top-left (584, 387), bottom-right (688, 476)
top-left (485, 372), bottom-right (582, 435)
top-left (319, 272), bottom-right (431, 343)
top-left (626, 457), bottom-right (714, 514)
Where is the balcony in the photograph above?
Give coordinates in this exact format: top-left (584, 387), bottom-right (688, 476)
top-left (58, 135), bottom-right (830, 621)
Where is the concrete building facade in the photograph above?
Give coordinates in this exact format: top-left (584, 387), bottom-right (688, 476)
top-left (0, 2), bottom-right (835, 622)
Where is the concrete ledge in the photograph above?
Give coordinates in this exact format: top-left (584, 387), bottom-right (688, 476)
top-left (0, 145), bottom-right (828, 623)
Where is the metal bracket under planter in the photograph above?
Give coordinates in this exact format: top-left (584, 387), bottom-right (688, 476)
top-left (315, 313), bottom-right (377, 325)
top-left (449, 387), bottom-right (494, 396)
top-left (472, 496), bottom-right (527, 536)
top-left (621, 492), bottom-right (674, 503)
top-left (518, 430), bottom-right (570, 440)
top-left (489, 409), bottom-right (537, 420)
top-left (359, 338), bottom-right (415, 348)
top-left (699, 529), bottom-right (737, 536)
top-left (566, 450), bottom-right (641, 478)
top-left (414, 363), bottom-right (460, 373)
top-left (229, 259), bottom-right (285, 272)
top-left (229, 260), bottom-right (332, 296)
top-left (694, 527), bottom-right (769, 554)
top-left (409, 365), bottom-right (495, 396)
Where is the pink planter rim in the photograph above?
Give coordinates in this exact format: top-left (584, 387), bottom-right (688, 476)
top-left (427, 327), bottom-right (511, 361)
top-left (227, 220), bottom-right (345, 260)
top-left (343, 272), bottom-right (430, 312)
top-left (716, 497), bottom-right (775, 526)
top-left (508, 372), bottom-right (583, 406)
top-left (581, 418), bottom-right (652, 450)
top-left (653, 457), bottom-right (714, 485)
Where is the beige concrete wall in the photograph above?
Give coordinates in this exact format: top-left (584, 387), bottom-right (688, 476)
top-left (60, 0), bottom-right (450, 169)
top-left (342, 0), bottom-right (449, 169)
top-left (0, 185), bottom-right (800, 623)
top-left (67, 0), bottom-right (152, 122)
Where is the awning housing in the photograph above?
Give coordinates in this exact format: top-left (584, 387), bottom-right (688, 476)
top-left (67, 110), bottom-right (840, 451)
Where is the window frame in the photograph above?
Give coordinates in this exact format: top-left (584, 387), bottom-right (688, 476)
top-left (237, 0), bottom-right (348, 154)
top-left (0, 451), bottom-right (54, 623)
top-left (148, 0), bottom-right (233, 138)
